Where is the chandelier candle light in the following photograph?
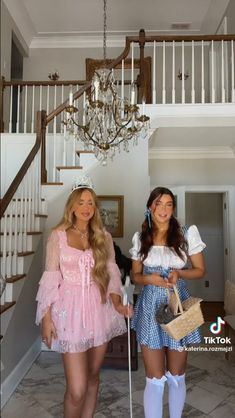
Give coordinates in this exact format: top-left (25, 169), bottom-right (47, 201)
top-left (64, 0), bottom-right (150, 165)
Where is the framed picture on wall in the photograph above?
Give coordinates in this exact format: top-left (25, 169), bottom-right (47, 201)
top-left (98, 195), bottom-right (124, 237)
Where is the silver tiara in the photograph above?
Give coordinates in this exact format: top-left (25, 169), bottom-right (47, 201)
top-left (71, 175), bottom-right (94, 193)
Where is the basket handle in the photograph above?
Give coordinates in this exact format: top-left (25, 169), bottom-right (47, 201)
top-left (171, 285), bottom-right (184, 314)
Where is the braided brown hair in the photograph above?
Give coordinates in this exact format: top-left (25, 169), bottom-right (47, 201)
top-left (140, 187), bottom-right (188, 260)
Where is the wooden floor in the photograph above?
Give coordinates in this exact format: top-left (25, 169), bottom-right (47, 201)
top-left (201, 301), bottom-right (225, 322)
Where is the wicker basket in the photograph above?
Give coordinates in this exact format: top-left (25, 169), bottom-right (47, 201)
top-left (160, 285), bottom-right (204, 341)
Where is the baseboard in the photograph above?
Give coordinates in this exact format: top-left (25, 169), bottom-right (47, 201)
top-left (1, 336), bottom-right (41, 408)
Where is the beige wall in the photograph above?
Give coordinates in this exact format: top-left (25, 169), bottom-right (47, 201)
top-left (0, 1), bottom-right (28, 78)
top-left (149, 158), bottom-right (235, 186)
top-left (224, 0), bottom-right (235, 33)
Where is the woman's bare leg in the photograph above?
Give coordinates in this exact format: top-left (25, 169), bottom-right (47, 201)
top-left (62, 352), bottom-right (88, 418)
top-left (141, 345), bottom-right (166, 377)
top-left (81, 342), bottom-right (108, 418)
top-left (166, 348), bottom-right (187, 375)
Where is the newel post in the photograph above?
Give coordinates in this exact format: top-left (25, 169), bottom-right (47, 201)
top-left (36, 110), bottom-right (47, 183)
top-left (138, 29), bottom-right (146, 103)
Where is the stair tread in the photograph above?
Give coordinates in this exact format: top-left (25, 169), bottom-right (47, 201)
top-left (41, 182), bottom-right (63, 185)
top-left (13, 198), bottom-right (45, 201)
top-left (0, 231), bottom-right (42, 236)
top-left (35, 214), bottom-right (47, 218)
top-left (3, 213), bottom-right (46, 218)
top-left (0, 250), bottom-right (34, 256)
top-left (76, 150), bottom-right (94, 154)
top-left (56, 166), bottom-right (83, 170)
top-left (0, 301), bottom-right (16, 314)
top-left (17, 251), bottom-right (35, 256)
top-left (6, 274), bottom-right (26, 283)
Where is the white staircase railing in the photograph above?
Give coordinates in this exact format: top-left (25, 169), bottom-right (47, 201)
top-left (0, 111), bottom-right (46, 307)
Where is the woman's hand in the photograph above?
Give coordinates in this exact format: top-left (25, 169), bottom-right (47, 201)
top-left (114, 302), bottom-right (133, 318)
top-left (168, 270), bottom-right (180, 285)
top-left (41, 314), bottom-right (57, 349)
top-left (150, 273), bottom-right (172, 288)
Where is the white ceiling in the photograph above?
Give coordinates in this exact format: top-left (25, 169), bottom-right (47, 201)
top-left (4, 0), bottom-right (231, 48)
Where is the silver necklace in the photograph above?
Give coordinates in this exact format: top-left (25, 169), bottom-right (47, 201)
top-left (72, 224), bottom-right (89, 239)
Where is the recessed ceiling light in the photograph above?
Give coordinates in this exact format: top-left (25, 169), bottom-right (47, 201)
top-left (171, 23), bottom-right (191, 30)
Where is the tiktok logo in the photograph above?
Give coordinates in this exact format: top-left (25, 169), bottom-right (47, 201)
top-left (210, 316), bottom-right (226, 334)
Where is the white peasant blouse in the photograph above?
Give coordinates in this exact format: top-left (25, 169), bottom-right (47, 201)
top-left (129, 225), bottom-right (206, 270)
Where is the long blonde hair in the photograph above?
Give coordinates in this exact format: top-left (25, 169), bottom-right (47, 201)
top-left (55, 188), bottom-right (110, 303)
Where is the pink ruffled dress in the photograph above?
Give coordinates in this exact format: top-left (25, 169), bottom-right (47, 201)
top-left (36, 230), bottom-right (127, 353)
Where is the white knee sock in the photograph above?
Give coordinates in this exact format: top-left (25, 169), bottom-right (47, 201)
top-left (143, 375), bottom-right (167, 418)
top-left (166, 371), bottom-right (186, 418)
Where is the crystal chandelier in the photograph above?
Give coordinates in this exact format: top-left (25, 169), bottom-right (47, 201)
top-left (64, 0), bottom-right (150, 165)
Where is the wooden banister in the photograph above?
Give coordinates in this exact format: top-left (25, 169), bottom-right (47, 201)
top-left (0, 110), bottom-right (47, 217)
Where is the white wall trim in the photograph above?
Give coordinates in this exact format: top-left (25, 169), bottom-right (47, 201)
top-left (149, 146), bottom-right (235, 159)
top-left (29, 35), bottom-right (209, 50)
top-left (1, 336), bottom-right (41, 408)
top-left (30, 35), bottom-right (126, 49)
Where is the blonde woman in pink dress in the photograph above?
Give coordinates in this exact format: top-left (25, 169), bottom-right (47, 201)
top-left (36, 177), bottom-right (130, 418)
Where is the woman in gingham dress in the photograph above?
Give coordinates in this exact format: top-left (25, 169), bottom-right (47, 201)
top-left (130, 187), bottom-right (206, 418)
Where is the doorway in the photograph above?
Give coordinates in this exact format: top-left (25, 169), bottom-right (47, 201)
top-left (185, 192), bottom-right (225, 301)
top-left (11, 35), bottom-right (24, 132)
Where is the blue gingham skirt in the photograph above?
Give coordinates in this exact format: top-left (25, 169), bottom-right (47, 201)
top-left (131, 265), bottom-right (201, 350)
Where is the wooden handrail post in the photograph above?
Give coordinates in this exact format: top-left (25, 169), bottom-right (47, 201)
top-left (0, 76), bottom-right (5, 132)
top-left (138, 29), bottom-right (146, 103)
top-left (37, 110), bottom-right (47, 183)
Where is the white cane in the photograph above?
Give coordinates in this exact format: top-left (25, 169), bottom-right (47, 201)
top-left (121, 276), bottom-right (135, 418)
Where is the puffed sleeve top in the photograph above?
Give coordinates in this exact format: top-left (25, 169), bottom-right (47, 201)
top-left (36, 229), bottom-right (123, 325)
top-left (129, 225), bottom-right (206, 270)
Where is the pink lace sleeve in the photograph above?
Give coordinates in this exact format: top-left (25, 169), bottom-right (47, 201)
top-left (35, 230), bottom-right (62, 324)
top-left (105, 231), bottom-right (122, 297)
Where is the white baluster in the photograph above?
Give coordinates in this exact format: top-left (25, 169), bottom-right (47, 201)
top-left (16, 85), bottom-right (20, 133)
top-left (162, 41), bottom-right (166, 104)
top-left (12, 200), bottom-right (18, 276)
top-left (221, 40), bottom-right (225, 103)
top-left (7, 203), bottom-right (13, 278)
top-left (53, 134), bottom-right (56, 182)
top-left (72, 135), bottom-right (76, 166)
top-left (172, 41), bottom-right (175, 104)
top-left (31, 161), bottom-right (35, 232)
top-left (9, 85), bottom-right (13, 133)
top-left (61, 84), bottom-right (65, 135)
top-left (231, 40), bottom-right (234, 103)
top-left (31, 85), bottom-right (35, 133)
top-left (53, 85), bottom-right (57, 134)
top-left (191, 41), bottom-right (195, 103)
top-left (24, 85), bottom-right (28, 133)
top-left (1, 215), bottom-right (7, 281)
top-left (153, 41), bottom-right (156, 104)
top-left (23, 177), bottom-right (28, 252)
top-left (46, 85), bottom-right (50, 133)
top-left (39, 85), bottom-right (42, 110)
top-left (211, 40), bottom-right (215, 103)
top-left (18, 183), bottom-right (23, 253)
top-left (201, 40), bottom-right (205, 103)
top-left (181, 41), bottom-right (185, 104)
top-left (27, 170), bottom-right (32, 235)
top-left (131, 42), bottom-right (134, 85)
top-left (121, 60), bottom-right (124, 117)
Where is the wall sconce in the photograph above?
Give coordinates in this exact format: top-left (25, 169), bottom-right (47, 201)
top-left (177, 69), bottom-right (189, 81)
top-left (48, 70), bottom-right (60, 81)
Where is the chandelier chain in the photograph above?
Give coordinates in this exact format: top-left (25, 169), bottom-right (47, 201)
top-left (103, 0), bottom-right (107, 63)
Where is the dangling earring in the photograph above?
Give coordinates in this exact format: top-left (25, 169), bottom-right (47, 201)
top-left (145, 208), bottom-right (152, 229)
